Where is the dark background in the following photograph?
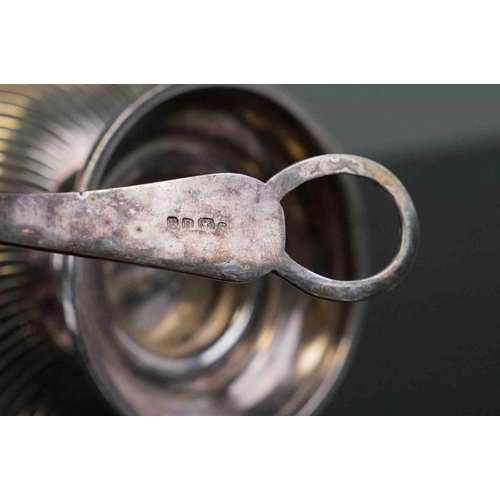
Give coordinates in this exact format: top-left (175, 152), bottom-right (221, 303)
top-left (287, 85), bottom-right (500, 415)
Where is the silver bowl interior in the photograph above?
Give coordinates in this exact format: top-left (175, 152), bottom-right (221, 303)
top-left (66, 85), bottom-right (364, 415)
top-left (0, 84), bottom-right (364, 415)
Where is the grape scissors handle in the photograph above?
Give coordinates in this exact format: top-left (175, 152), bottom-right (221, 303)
top-left (0, 154), bottom-right (419, 302)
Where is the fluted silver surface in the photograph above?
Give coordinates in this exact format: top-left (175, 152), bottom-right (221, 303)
top-left (0, 85), bottom-right (153, 415)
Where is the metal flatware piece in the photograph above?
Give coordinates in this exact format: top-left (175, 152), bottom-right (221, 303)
top-left (0, 154), bottom-right (419, 302)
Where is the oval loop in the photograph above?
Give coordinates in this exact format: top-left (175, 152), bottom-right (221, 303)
top-left (267, 154), bottom-right (420, 302)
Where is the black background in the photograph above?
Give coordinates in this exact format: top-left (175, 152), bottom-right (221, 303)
top-left (287, 85), bottom-right (500, 415)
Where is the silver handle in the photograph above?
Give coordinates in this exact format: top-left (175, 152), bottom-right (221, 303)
top-left (268, 155), bottom-right (419, 302)
top-left (0, 154), bottom-right (419, 302)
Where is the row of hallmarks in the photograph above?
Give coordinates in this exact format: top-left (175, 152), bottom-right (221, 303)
top-left (167, 216), bottom-right (228, 232)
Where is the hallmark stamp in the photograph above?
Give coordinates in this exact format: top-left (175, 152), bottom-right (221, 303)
top-left (167, 216), bottom-right (179, 230)
top-left (167, 216), bottom-right (228, 232)
top-left (182, 218), bottom-right (194, 229)
top-left (199, 218), bottom-right (216, 230)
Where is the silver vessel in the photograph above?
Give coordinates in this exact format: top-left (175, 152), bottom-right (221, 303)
top-left (0, 84), bottom-right (367, 415)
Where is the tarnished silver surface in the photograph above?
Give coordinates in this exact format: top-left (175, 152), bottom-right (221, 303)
top-left (0, 83), bottom-right (374, 416)
top-left (270, 154), bottom-right (420, 301)
top-left (0, 154), bottom-right (418, 302)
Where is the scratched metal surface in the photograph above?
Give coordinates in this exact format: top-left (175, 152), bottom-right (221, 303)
top-left (0, 84), bottom-right (367, 415)
top-left (0, 174), bottom-right (283, 282)
top-left (0, 154), bottom-right (418, 301)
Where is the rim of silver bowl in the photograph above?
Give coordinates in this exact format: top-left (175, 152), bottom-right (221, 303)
top-left (62, 85), bottom-right (368, 416)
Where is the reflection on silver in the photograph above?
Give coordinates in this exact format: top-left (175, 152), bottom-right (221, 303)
top-left (0, 84), bottom-right (367, 415)
top-left (0, 84), bottom-right (152, 415)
